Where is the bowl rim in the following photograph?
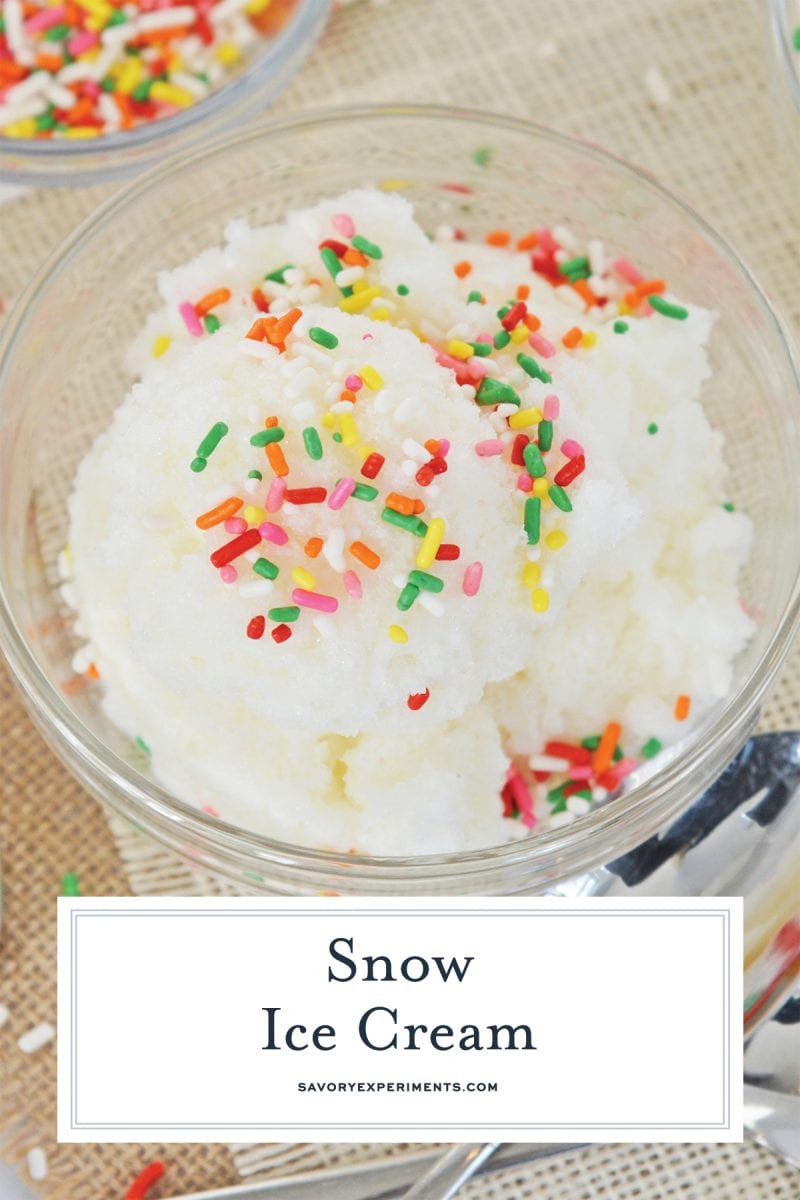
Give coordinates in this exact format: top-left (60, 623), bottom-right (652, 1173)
top-left (2, 102), bottom-right (800, 880)
top-left (769, 0), bottom-right (800, 115)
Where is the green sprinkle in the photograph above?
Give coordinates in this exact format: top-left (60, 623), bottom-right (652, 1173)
top-left (647, 422), bottom-right (659, 435)
top-left (476, 377), bottom-right (521, 407)
top-left (794, 24), bottom-right (800, 50)
top-left (268, 606), bottom-right (300, 623)
top-left (558, 255), bottom-right (590, 278)
top-left (493, 329), bottom-right (511, 348)
top-left (302, 427), bottom-right (323, 460)
top-left (472, 145), bottom-right (492, 166)
top-left (319, 246), bottom-right (351, 295)
top-left (497, 304), bottom-right (511, 320)
top-left (641, 737), bottom-right (663, 759)
top-left (470, 341), bottom-right (493, 357)
top-left (549, 484), bottom-right (573, 512)
top-left (517, 353), bottom-right (553, 384)
top-left (196, 421), bottom-right (228, 460)
top-left (722, 502), bottom-right (735, 512)
top-left (523, 443), bottom-right (546, 478)
top-left (100, 76), bottom-right (117, 92)
top-left (62, 872), bottom-right (80, 897)
top-left (203, 314), bottom-right (220, 334)
top-left (254, 557), bottom-right (279, 581)
top-left (35, 111), bottom-right (56, 131)
top-left (613, 744), bottom-right (624, 763)
top-left (381, 508), bottom-right (428, 537)
top-left (613, 319), bottom-right (629, 333)
top-left (397, 582), bottom-right (420, 611)
top-left (408, 570), bottom-right (444, 593)
top-left (309, 326), bottom-right (339, 349)
top-left (264, 264), bottom-right (293, 283)
top-left (250, 427), bottom-right (284, 447)
top-left (43, 22), bottom-right (70, 40)
top-left (524, 496), bottom-right (541, 544)
top-left (468, 290), bottom-right (485, 304)
top-left (547, 782), bottom-right (569, 807)
top-left (332, 432), bottom-right (343, 443)
top-left (648, 295), bottom-right (689, 320)
top-left (351, 234), bottom-right (383, 259)
top-left (581, 734), bottom-right (601, 750)
top-left (397, 284), bottom-right (410, 296)
top-left (247, 469), bottom-right (263, 480)
top-left (352, 482), bottom-right (378, 501)
top-left (135, 735), bottom-right (151, 754)
top-left (538, 419), bottom-right (553, 451)
top-left (107, 8), bottom-right (127, 23)
top-left (191, 456), bottom-right (207, 472)
top-left (131, 81), bottom-right (151, 102)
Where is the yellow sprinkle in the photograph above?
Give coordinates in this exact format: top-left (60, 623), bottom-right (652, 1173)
top-left (63, 127), bottom-right (101, 138)
top-left (214, 40), bottom-right (241, 65)
top-left (522, 562), bottom-right (541, 589)
top-left (532, 478), bottom-right (549, 499)
top-left (339, 411), bottom-right (359, 447)
top-left (245, 0), bottom-right (271, 12)
top-left (73, 0), bottom-right (112, 18)
top-left (321, 412), bottom-right (336, 429)
top-left (149, 81), bottom-right (194, 108)
top-left (357, 445), bottom-right (374, 461)
top-left (388, 624), bottom-right (409, 644)
top-left (116, 56), bottom-right (144, 94)
top-left (380, 178), bottom-right (412, 191)
top-left (152, 335), bottom-right (171, 358)
top-left (340, 287), bottom-right (382, 313)
top-left (618, 300), bottom-right (632, 316)
top-left (545, 529), bottom-right (568, 551)
top-left (83, 17), bottom-right (104, 31)
top-left (531, 587), bottom-right (550, 613)
top-left (359, 365), bottom-right (384, 391)
top-left (511, 324), bottom-right (529, 344)
top-left (352, 278), bottom-right (369, 294)
top-left (581, 330), bottom-right (598, 348)
top-left (243, 505), bottom-right (266, 526)
top-left (371, 307), bottom-right (391, 321)
top-left (292, 566), bottom-right (316, 590)
top-left (417, 517), bottom-right (445, 570)
top-left (447, 339), bottom-right (474, 360)
top-left (508, 407), bottom-right (543, 430)
top-left (3, 117), bottom-right (37, 137)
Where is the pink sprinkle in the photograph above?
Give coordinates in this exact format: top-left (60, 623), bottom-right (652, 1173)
top-left (67, 29), bottom-right (98, 54)
top-left (561, 439), bottom-right (584, 457)
top-left (438, 438), bottom-right (451, 457)
top-left (434, 348), bottom-right (472, 385)
top-left (202, 805), bottom-right (220, 817)
top-left (328, 477), bottom-right (356, 510)
top-left (475, 438), bottom-right (505, 456)
top-left (332, 212), bottom-right (355, 238)
top-left (345, 374), bottom-right (363, 391)
top-left (292, 588), bottom-right (338, 614)
top-left (537, 227), bottom-right (558, 253)
top-left (362, 333), bottom-right (374, 341)
top-left (543, 394), bottom-right (560, 420)
top-left (467, 356), bottom-right (491, 379)
top-left (80, 79), bottom-right (100, 99)
top-left (476, 331), bottom-right (492, 343)
top-left (463, 562), bottom-right (483, 596)
top-left (568, 766), bottom-right (593, 782)
top-left (612, 256), bottom-right (644, 285)
top-left (615, 757), bottom-right (638, 779)
top-left (506, 765), bottom-right (536, 829)
top-left (266, 477), bottom-right (286, 512)
top-left (528, 332), bottom-right (555, 358)
top-left (23, 5), bottom-right (65, 32)
top-left (343, 570), bottom-right (362, 600)
top-left (259, 521), bottom-right (288, 546)
top-left (178, 301), bottom-right (203, 337)
top-left (517, 473), bottom-right (533, 492)
top-left (219, 565), bottom-right (238, 583)
top-left (224, 517), bottom-right (247, 535)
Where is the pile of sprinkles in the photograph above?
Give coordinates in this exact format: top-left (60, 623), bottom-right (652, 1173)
top-left (161, 203), bottom-right (700, 830)
top-left (0, 0), bottom-right (296, 138)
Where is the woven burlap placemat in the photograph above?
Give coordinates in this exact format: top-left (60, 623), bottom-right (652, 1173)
top-left (2, 0), bottom-right (800, 1195)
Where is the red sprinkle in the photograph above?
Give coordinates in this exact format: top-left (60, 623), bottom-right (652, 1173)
top-left (511, 433), bottom-right (530, 465)
top-left (415, 464), bottom-right (435, 487)
top-left (407, 688), bottom-right (430, 711)
top-left (435, 543), bottom-right (461, 561)
top-left (284, 487), bottom-right (327, 505)
top-left (251, 287), bottom-right (270, 312)
top-left (247, 616), bottom-right (265, 640)
top-left (545, 741), bottom-right (592, 766)
top-left (501, 781), bottom-right (516, 818)
top-left (361, 452), bottom-right (385, 479)
top-left (125, 1162), bottom-right (166, 1200)
top-left (210, 528), bottom-right (261, 568)
top-left (429, 456), bottom-right (448, 476)
top-left (272, 623), bottom-right (292, 644)
top-left (319, 238), bottom-right (349, 256)
top-left (554, 454), bottom-right (586, 487)
top-left (501, 301), bottom-right (527, 330)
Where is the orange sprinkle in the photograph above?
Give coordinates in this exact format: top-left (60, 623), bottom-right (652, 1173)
top-left (385, 492), bottom-right (419, 516)
top-left (635, 278), bottom-right (666, 298)
top-left (523, 313), bottom-right (541, 332)
top-left (304, 537), bottom-right (323, 558)
top-left (246, 317), bottom-right (270, 341)
top-left (133, 25), bottom-right (191, 43)
top-left (350, 541), bottom-right (381, 570)
top-left (85, 662), bottom-right (100, 681)
top-left (571, 278), bottom-right (599, 307)
top-left (674, 695), bottom-right (691, 721)
top-left (0, 60), bottom-right (27, 84)
top-left (67, 96), bottom-right (95, 124)
top-left (35, 52), bottom-right (63, 72)
top-left (194, 287), bottom-right (231, 317)
top-left (195, 496), bottom-right (243, 530)
top-left (562, 326), bottom-right (583, 349)
top-left (592, 721), bottom-right (622, 776)
top-left (266, 442), bottom-right (289, 477)
top-left (342, 248), bottom-right (369, 267)
top-left (271, 306), bottom-right (302, 344)
top-left (265, 415), bottom-right (278, 428)
top-left (339, 389), bottom-right (357, 403)
top-left (111, 92), bottom-right (134, 129)
top-left (453, 260), bottom-right (472, 279)
top-left (485, 229), bottom-right (511, 247)
top-left (424, 438), bottom-right (440, 455)
top-left (516, 284), bottom-right (530, 301)
top-left (251, 287), bottom-right (270, 312)
top-left (516, 230), bottom-right (539, 251)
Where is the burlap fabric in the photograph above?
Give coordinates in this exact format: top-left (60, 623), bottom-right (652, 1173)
top-left (2, 0), bottom-right (800, 1196)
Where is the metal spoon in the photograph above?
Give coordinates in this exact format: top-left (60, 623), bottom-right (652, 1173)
top-left (400, 1143), bottom-right (500, 1199)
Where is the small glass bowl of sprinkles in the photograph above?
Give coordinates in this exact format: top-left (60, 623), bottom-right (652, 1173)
top-left (1, 106), bottom-right (800, 896)
top-left (769, 0), bottom-right (800, 142)
top-left (0, 0), bottom-right (329, 183)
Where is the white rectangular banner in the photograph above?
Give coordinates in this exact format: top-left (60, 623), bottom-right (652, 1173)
top-left (57, 897), bottom-right (742, 1143)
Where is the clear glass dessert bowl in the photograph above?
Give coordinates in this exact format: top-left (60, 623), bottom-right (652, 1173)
top-left (1, 105), bottom-right (800, 895)
top-left (0, 0), bottom-right (329, 186)
top-left (769, 0), bottom-right (800, 145)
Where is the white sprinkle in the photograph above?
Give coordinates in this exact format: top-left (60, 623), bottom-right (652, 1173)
top-left (549, 810), bottom-right (576, 829)
top-left (97, 92), bottom-right (121, 132)
top-left (291, 400), bottom-right (315, 422)
top-left (243, 478), bottom-right (260, 495)
top-left (282, 267), bottom-right (305, 286)
top-left (592, 786), bottom-right (609, 803)
top-left (417, 592), bottom-right (444, 617)
top-left (394, 396), bottom-right (424, 424)
top-left (18, 1022), bottom-right (54, 1054)
top-left (135, 5), bottom-right (195, 31)
top-left (0, 1003), bottom-right (9, 1028)
top-left (322, 528), bottom-right (345, 572)
top-left (401, 459), bottom-right (418, 478)
top-left (57, 549), bottom-right (72, 580)
top-left (0, 95), bottom-right (46, 124)
top-left (644, 65), bottom-right (672, 107)
top-left (208, 0), bottom-right (249, 21)
top-left (330, 399), bottom-right (354, 414)
top-left (299, 283), bottom-right (322, 304)
top-left (495, 402), bottom-right (518, 420)
top-left (239, 580), bottom-right (273, 599)
top-left (335, 266), bottom-right (364, 287)
top-left (401, 438), bottom-right (428, 462)
top-left (286, 366), bottom-right (318, 399)
top-left (588, 238), bottom-right (605, 277)
top-left (3, 0), bottom-right (33, 65)
top-left (27, 1148), bottom-right (47, 1182)
top-left (567, 795), bottom-right (592, 816)
top-left (238, 338), bottom-right (273, 360)
top-left (434, 223), bottom-right (455, 241)
top-left (5, 69), bottom-right (48, 103)
top-left (528, 754), bottom-right (571, 773)
top-left (553, 224), bottom-right (577, 250)
top-left (71, 645), bottom-right (94, 674)
top-left (243, 548), bottom-right (261, 564)
top-left (59, 583), bottom-right (77, 608)
top-left (312, 616), bottom-right (334, 638)
top-left (445, 321), bottom-right (470, 340)
top-left (170, 70), bottom-right (210, 99)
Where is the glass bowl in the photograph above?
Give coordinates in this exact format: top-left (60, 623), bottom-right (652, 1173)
top-left (769, 0), bottom-right (800, 145)
top-left (0, 0), bottom-right (330, 186)
top-left (1, 105), bottom-right (800, 896)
